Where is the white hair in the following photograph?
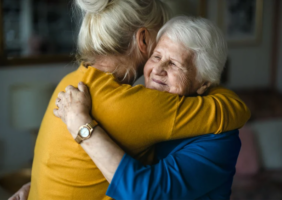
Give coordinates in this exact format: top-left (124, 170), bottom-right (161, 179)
top-left (157, 16), bottom-right (228, 85)
top-left (75, 0), bottom-right (169, 82)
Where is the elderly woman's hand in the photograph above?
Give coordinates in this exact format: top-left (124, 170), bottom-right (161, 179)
top-left (53, 82), bottom-right (93, 137)
top-left (8, 182), bottom-right (30, 200)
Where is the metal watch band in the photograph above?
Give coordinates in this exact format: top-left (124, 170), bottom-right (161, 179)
top-left (75, 120), bottom-right (98, 144)
top-left (88, 120), bottom-right (98, 129)
top-left (75, 135), bottom-right (83, 144)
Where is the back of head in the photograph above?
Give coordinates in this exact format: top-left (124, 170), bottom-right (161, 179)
top-left (75, 0), bottom-right (169, 81)
top-left (157, 16), bottom-right (228, 86)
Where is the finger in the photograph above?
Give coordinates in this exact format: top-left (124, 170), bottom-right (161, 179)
top-left (78, 82), bottom-right (89, 94)
top-left (55, 98), bottom-right (61, 107)
top-left (8, 194), bottom-right (19, 200)
top-left (23, 182), bottom-right (31, 188)
top-left (19, 191), bottom-right (29, 200)
top-left (65, 85), bottom-right (77, 93)
top-left (8, 195), bottom-right (16, 200)
top-left (54, 108), bottom-right (66, 123)
top-left (53, 108), bottom-right (60, 118)
top-left (58, 91), bottom-right (65, 99)
top-left (19, 192), bottom-right (25, 200)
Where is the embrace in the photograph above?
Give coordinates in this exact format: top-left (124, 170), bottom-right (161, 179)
top-left (10, 0), bottom-right (250, 200)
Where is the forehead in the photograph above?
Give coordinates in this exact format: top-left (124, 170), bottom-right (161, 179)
top-left (155, 36), bottom-right (192, 61)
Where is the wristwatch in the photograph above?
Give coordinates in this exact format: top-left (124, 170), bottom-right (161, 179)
top-left (75, 120), bottom-right (98, 144)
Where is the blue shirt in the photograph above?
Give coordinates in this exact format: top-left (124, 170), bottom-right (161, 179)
top-left (106, 130), bottom-right (241, 200)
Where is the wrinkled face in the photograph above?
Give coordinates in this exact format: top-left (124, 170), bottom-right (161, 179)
top-left (144, 35), bottom-right (202, 96)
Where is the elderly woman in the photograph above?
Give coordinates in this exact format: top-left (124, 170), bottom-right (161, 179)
top-left (15, 1), bottom-right (250, 200)
top-left (52, 16), bottom-right (243, 200)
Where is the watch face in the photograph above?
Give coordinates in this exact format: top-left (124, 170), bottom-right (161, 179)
top-left (80, 127), bottom-right (90, 138)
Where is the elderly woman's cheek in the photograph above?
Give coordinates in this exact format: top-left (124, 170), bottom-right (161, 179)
top-left (168, 72), bottom-right (182, 95)
top-left (178, 72), bottom-right (191, 95)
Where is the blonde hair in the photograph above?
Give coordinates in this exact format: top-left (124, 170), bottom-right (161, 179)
top-left (75, 0), bottom-right (169, 82)
top-left (157, 16), bottom-right (228, 85)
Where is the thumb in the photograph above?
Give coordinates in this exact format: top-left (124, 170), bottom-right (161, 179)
top-left (78, 82), bottom-right (89, 94)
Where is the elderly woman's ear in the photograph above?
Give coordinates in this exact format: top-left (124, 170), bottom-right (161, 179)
top-left (136, 28), bottom-right (150, 57)
top-left (196, 82), bottom-right (211, 95)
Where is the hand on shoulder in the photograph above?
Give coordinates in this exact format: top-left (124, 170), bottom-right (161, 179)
top-left (53, 82), bottom-right (93, 137)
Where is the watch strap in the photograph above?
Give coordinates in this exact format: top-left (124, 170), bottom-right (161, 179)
top-left (75, 135), bottom-right (83, 144)
top-left (88, 120), bottom-right (98, 130)
top-left (75, 120), bottom-right (98, 144)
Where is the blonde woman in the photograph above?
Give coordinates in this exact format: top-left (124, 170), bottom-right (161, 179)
top-left (17, 1), bottom-right (250, 200)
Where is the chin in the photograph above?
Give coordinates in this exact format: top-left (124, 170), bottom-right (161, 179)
top-left (146, 84), bottom-right (155, 90)
top-left (146, 84), bottom-right (157, 90)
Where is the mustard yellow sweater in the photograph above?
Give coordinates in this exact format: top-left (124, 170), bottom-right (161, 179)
top-left (29, 64), bottom-right (250, 200)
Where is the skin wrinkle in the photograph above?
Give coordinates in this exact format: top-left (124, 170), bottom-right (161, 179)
top-left (144, 35), bottom-right (202, 96)
top-left (178, 70), bottom-right (190, 95)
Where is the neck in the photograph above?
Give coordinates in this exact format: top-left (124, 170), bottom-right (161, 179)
top-left (92, 55), bottom-right (118, 73)
top-left (90, 55), bottom-right (138, 85)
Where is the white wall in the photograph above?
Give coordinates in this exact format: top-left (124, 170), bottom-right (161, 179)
top-left (250, 119), bottom-right (282, 169)
top-left (208, 0), bottom-right (274, 89)
top-left (0, 63), bottom-right (75, 173)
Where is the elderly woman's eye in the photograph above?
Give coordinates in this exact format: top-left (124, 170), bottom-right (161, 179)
top-left (151, 55), bottom-right (160, 62)
top-left (169, 61), bottom-right (177, 67)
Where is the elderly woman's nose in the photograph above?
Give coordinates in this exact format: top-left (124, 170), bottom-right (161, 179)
top-left (153, 63), bottom-right (167, 75)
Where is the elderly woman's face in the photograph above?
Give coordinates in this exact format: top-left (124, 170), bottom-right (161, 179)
top-left (144, 36), bottom-right (202, 96)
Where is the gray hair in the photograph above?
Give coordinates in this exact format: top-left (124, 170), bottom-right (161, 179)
top-left (157, 16), bottom-right (228, 85)
top-left (75, 0), bottom-right (169, 82)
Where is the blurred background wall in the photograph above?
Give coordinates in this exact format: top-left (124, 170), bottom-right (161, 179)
top-left (0, 64), bottom-right (75, 172)
top-left (209, 0), bottom-right (274, 89)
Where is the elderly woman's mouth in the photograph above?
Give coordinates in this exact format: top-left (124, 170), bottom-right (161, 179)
top-left (152, 79), bottom-right (166, 85)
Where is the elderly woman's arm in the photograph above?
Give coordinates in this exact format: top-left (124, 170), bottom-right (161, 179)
top-left (54, 82), bottom-right (124, 183)
top-left (106, 130), bottom-right (240, 200)
top-left (11, 128), bottom-right (238, 200)
top-left (78, 67), bottom-right (250, 147)
top-left (61, 125), bottom-right (239, 200)
top-left (54, 85), bottom-right (240, 199)
top-left (75, 125), bottom-right (125, 183)
top-left (55, 67), bottom-right (250, 152)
